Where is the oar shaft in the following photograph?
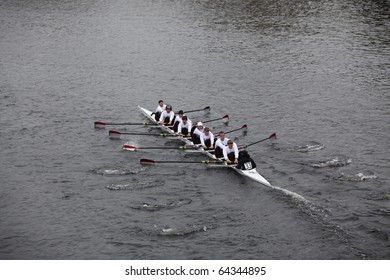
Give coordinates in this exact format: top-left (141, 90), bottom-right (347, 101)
top-left (184, 106), bottom-right (210, 113)
top-left (240, 133), bottom-right (276, 148)
top-left (94, 121), bottom-right (152, 128)
top-left (136, 146), bottom-right (189, 150)
top-left (225, 124), bottom-right (247, 135)
top-left (203, 115), bottom-right (229, 124)
top-left (140, 158), bottom-right (221, 165)
top-left (123, 144), bottom-right (196, 151)
top-left (109, 130), bottom-right (174, 137)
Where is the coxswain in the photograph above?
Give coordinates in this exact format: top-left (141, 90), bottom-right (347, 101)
top-left (153, 100), bottom-right (166, 122)
top-left (200, 127), bottom-right (215, 149)
top-left (159, 104), bottom-right (175, 125)
top-left (214, 131), bottom-right (229, 158)
top-left (236, 150), bottom-right (256, 170)
top-left (223, 139), bottom-right (239, 164)
top-left (191, 122), bottom-right (204, 145)
top-left (177, 115), bottom-right (192, 136)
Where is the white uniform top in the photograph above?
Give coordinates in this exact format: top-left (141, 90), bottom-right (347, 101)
top-left (200, 131), bottom-right (215, 147)
top-left (215, 137), bottom-right (230, 150)
top-left (192, 127), bottom-right (204, 137)
top-left (223, 143), bottom-right (239, 160)
top-left (177, 120), bottom-right (193, 134)
top-left (159, 110), bottom-right (175, 123)
top-left (174, 114), bottom-right (182, 124)
top-left (155, 104), bottom-right (166, 114)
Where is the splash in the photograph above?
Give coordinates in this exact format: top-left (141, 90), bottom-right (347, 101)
top-left (336, 172), bottom-right (377, 182)
top-left (134, 198), bottom-right (192, 211)
top-left (154, 224), bottom-right (208, 236)
top-left (92, 166), bottom-right (148, 176)
top-left (311, 156), bottom-right (352, 168)
top-left (296, 141), bottom-right (325, 152)
top-left (106, 179), bottom-right (164, 190)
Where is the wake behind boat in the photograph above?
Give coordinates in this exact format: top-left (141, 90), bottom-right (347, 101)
top-left (136, 105), bottom-right (272, 187)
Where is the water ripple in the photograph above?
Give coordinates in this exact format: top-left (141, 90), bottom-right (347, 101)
top-left (106, 179), bottom-right (165, 191)
top-left (311, 156), bottom-right (352, 168)
top-left (336, 172), bottom-right (377, 182)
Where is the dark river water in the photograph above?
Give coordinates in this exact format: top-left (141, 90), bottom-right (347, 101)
top-left (0, 0), bottom-right (389, 260)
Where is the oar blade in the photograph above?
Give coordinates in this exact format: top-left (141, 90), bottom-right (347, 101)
top-left (109, 130), bottom-right (122, 139)
top-left (94, 121), bottom-right (106, 129)
top-left (269, 132), bottom-right (277, 140)
top-left (122, 144), bottom-right (137, 151)
top-left (223, 114), bottom-right (229, 124)
top-left (140, 159), bottom-right (156, 165)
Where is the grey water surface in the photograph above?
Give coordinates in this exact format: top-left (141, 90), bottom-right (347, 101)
top-left (0, 0), bottom-right (389, 259)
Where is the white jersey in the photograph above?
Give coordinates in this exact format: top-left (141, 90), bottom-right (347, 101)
top-left (192, 127), bottom-right (204, 137)
top-left (200, 132), bottom-right (214, 147)
top-left (159, 110), bottom-right (175, 123)
top-left (155, 104), bottom-right (166, 114)
top-left (223, 143), bottom-right (239, 161)
top-left (215, 137), bottom-right (230, 150)
top-left (174, 114), bottom-right (182, 124)
top-left (177, 120), bottom-right (193, 134)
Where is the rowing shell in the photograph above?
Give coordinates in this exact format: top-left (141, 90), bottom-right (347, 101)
top-left (137, 105), bottom-right (271, 187)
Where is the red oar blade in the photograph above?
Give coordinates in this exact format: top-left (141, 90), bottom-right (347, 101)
top-left (223, 114), bottom-right (229, 123)
top-left (94, 121), bottom-right (106, 129)
top-left (109, 130), bottom-right (121, 139)
top-left (140, 159), bottom-right (156, 165)
top-left (122, 144), bottom-right (136, 151)
top-left (269, 132), bottom-right (277, 140)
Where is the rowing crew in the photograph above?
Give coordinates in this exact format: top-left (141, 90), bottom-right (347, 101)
top-left (152, 100), bottom-right (256, 170)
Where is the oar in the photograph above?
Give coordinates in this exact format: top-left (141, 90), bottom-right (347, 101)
top-left (122, 144), bottom-right (196, 152)
top-left (225, 124), bottom-right (247, 135)
top-left (109, 130), bottom-right (179, 139)
top-left (203, 114), bottom-right (229, 124)
top-left (140, 158), bottom-right (220, 165)
top-left (183, 106), bottom-right (210, 114)
top-left (239, 132), bottom-right (276, 149)
top-left (94, 121), bottom-right (153, 129)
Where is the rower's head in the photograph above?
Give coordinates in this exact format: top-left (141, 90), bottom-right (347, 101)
top-left (166, 104), bottom-right (172, 111)
top-left (197, 122), bottom-right (203, 129)
top-left (158, 100), bottom-right (164, 106)
top-left (227, 139), bottom-right (234, 147)
top-left (219, 131), bottom-right (225, 139)
top-left (178, 110), bottom-right (184, 116)
top-left (182, 115), bottom-right (188, 122)
top-left (204, 127), bottom-right (210, 134)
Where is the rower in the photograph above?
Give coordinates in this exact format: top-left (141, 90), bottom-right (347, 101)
top-left (236, 150), bottom-right (256, 170)
top-left (191, 122), bottom-right (204, 145)
top-left (200, 127), bottom-right (215, 149)
top-left (177, 115), bottom-right (192, 136)
top-left (153, 100), bottom-right (166, 122)
top-left (223, 139), bottom-right (239, 164)
top-left (214, 131), bottom-right (229, 158)
top-left (172, 110), bottom-right (184, 132)
top-left (159, 104), bottom-right (175, 125)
